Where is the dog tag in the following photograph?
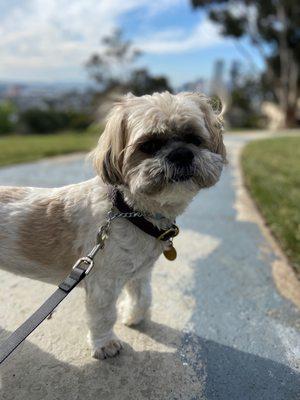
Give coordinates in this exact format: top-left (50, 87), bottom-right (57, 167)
top-left (163, 245), bottom-right (177, 261)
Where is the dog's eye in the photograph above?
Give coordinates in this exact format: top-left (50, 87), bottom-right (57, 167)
top-left (184, 134), bottom-right (203, 146)
top-left (139, 139), bottom-right (166, 154)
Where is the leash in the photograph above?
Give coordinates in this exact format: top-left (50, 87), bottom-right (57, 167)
top-left (0, 190), bottom-right (179, 365)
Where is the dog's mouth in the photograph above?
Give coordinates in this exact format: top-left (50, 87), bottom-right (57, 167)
top-left (169, 167), bottom-right (195, 183)
top-left (170, 173), bottom-right (193, 182)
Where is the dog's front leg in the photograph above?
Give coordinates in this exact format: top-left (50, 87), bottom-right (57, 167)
top-left (121, 270), bottom-right (152, 326)
top-left (85, 277), bottom-right (123, 360)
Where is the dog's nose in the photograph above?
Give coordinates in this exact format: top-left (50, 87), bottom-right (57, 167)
top-left (167, 148), bottom-right (194, 165)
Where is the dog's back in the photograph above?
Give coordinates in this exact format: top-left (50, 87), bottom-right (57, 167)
top-left (0, 186), bottom-right (29, 204)
top-left (0, 180), bottom-right (109, 283)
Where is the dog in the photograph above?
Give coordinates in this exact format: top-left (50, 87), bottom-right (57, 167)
top-left (0, 92), bottom-right (226, 359)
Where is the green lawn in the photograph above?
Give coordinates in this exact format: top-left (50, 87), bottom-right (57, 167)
top-left (0, 130), bottom-right (100, 167)
top-left (242, 136), bottom-right (300, 275)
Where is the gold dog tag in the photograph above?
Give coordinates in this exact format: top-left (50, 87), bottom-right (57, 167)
top-left (163, 245), bottom-right (177, 261)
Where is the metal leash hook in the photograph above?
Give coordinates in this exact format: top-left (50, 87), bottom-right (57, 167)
top-left (79, 209), bottom-right (141, 271)
top-left (84, 216), bottom-right (112, 266)
top-left (83, 208), bottom-right (148, 268)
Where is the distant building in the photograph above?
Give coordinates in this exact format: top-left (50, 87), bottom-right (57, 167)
top-left (177, 78), bottom-right (207, 94)
top-left (209, 59), bottom-right (228, 102)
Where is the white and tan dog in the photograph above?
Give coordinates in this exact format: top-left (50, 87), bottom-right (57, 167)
top-left (0, 92), bottom-right (226, 359)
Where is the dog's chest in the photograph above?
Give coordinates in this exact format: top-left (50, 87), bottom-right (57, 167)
top-left (105, 219), bottom-right (163, 275)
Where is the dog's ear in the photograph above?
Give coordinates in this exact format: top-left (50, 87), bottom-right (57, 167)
top-left (182, 92), bottom-right (227, 162)
top-left (205, 96), bottom-right (227, 162)
top-left (92, 102), bottom-right (128, 185)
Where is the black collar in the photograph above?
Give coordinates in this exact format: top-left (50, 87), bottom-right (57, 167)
top-left (107, 186), bottom-right (179, 241)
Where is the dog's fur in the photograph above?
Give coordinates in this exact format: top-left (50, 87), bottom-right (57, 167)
top-left (0, 92), bottom-right (226, 359)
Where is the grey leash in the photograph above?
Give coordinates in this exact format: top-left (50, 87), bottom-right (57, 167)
top-left (0, 210), bottom-right (141, 365)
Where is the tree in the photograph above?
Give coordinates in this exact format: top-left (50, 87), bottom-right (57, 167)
top-left (129, 69), bottom-right (173, 96)
top-left (85, 29), bottom-right (141, 92)
top-left (228, 64), bottom-right (265, 128)
top-left (85, 30), bottom-right (173, 97)
top-left (191, 0), bottom-right (300, 127)
top-left (0, 101), bottom-right (17, 135)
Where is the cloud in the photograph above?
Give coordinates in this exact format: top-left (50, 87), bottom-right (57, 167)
top-left (137, 18), bottom-right (223, 54)
top-left (0, 0), bottom-right (223, 82)
top-left (0, 0), bottom-right (144, 80)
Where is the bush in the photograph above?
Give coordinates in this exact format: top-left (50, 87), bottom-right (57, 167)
top-left (0, 101), bottom-right (17, 135)
top-left (68, 112), bottom-right (92, 130)
top-left (227, 72), bottom-right (265, 129)
top-left (227, 108), bottom-right (266, 129)
top-left (19, 109), bottom-right (92, 134)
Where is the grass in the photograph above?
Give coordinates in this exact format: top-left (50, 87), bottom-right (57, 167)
top-left (0, 130), bottom-right (100, 167)
top-left (242, 136), bottom-right (300, 276)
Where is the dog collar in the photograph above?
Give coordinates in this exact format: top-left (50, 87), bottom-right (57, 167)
top-left (107, 186), bottom-right (179, 242)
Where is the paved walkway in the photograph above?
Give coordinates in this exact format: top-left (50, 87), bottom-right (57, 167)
top-left (0, 134), bottom-right (299, 400)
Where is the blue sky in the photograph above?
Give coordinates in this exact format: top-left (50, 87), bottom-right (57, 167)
top-left (0, 0), bottom-right (263, 87)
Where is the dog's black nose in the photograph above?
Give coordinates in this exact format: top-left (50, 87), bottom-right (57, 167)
top-left (167, 148), bottom-right (194, 165)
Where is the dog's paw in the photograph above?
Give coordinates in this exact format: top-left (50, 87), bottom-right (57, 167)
top-left (92, 339), bottom-right (123, 360)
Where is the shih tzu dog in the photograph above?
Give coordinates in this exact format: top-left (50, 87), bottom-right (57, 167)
top-left (0, 92), bottom-right (226, 359)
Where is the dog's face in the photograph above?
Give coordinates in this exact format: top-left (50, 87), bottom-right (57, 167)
top-left (93, 92), bottom-right (226, 206)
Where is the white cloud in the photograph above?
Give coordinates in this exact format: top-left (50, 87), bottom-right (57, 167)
top-left (0, 0), bottom-right (170, 81)
top-left (0, 0), bottom-right (223, 82)
top-left (137, 18), bottom-right (223, 54)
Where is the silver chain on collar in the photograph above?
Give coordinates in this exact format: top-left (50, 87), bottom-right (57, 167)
top-left (107, 210), bottom-right (144, 220)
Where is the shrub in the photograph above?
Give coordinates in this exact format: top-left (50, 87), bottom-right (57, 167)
top-left (19, 109), bottom-right (92, 134)
top-left (68, 112), bottom-right (92, 130)
top-left (0, 101), bottom-right (17, 135)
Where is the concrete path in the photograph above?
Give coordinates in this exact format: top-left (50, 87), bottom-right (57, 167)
top-left (0, 134), bottom-right (299, 400)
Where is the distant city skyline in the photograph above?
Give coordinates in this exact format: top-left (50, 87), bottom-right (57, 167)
top-left (0, 0), bottom-right (264, 87)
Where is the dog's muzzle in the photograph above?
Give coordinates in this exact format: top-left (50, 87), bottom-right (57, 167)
top-left (167, 147), bottom-right (195, 182)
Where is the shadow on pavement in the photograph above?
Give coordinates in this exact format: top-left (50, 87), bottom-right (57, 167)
top-left (1, 321), bottom-right (299, 400)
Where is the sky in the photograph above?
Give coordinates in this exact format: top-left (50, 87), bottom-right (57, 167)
top-left (0, 0), bottom-right (263, 87)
